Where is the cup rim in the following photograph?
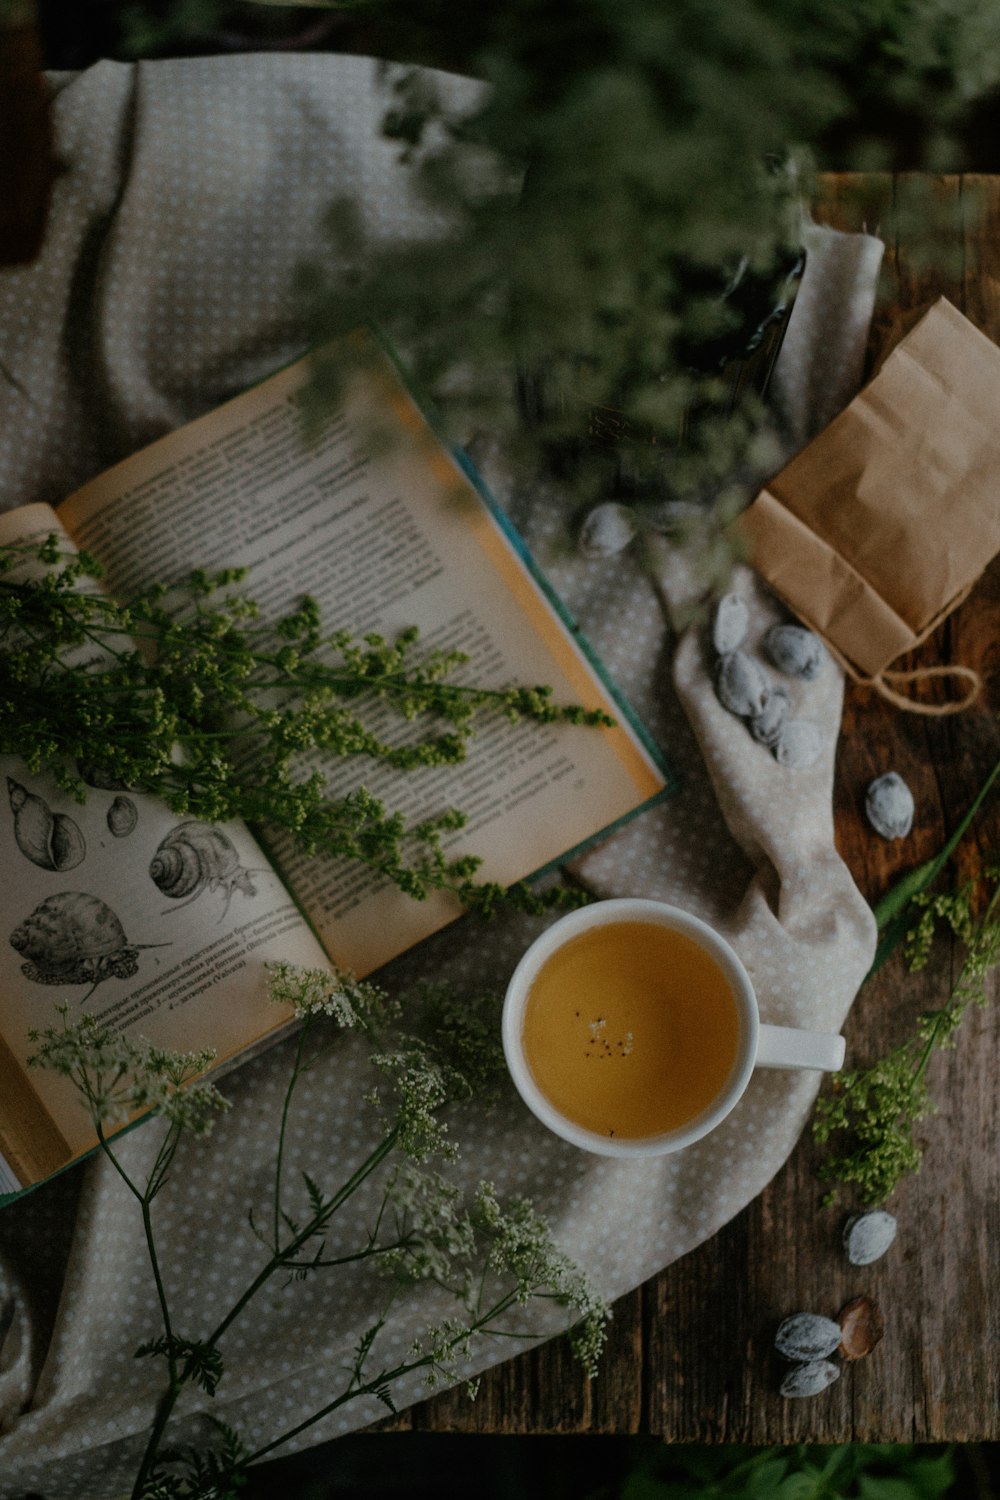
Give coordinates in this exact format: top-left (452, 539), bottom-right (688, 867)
top-left (501, 898), bottom-right (759, 1158)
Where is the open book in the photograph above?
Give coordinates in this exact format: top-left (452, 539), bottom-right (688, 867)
top-left (0, 330), bottom-right (671, 1199)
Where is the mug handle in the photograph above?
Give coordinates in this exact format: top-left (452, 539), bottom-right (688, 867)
top-left (756, 1024), bottom-right (845, 1072)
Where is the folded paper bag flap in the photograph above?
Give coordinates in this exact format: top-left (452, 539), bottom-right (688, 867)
top-left (736, 297), bottom-right (1000, 712)
top-left (738, 488), bottom-right (918, 677)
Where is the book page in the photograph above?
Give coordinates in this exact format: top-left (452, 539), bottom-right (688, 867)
top-left (0, 510), bottom-right (331, 1166)
top-left (0, 756), bottom-right (331, 1156)
top-left (59, 332), bottom-right (668, 975)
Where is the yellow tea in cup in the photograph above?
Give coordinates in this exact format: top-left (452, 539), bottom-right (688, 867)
top-left (521, 919), bottom-right (741, 1140)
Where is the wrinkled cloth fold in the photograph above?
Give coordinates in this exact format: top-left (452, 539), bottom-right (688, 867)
top-left (0, 55), bottom-right (879, 1495)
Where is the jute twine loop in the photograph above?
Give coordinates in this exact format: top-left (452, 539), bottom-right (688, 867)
top-left (812, 590), bottom-right (983, 715)
top-left (849, 662), bottom-right (982, 715)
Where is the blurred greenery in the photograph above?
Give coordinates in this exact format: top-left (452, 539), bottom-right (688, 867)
top-left (238, 1436), bottom-right (997, 1500)
top-left (591, 1444), bottom-right (959, 1500)
top-left (36, 0), bottom-right (1000, 578)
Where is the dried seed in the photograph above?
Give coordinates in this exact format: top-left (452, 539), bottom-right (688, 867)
top-left (837, 1296), bottom-right (885, 1361)
top-left (774, 1312), bottom-right (843, 1362)
top-left (773, 718), bottom-right (823, 768)
top-left (865, 772), bottom-right (914, 840)
top-left (711, 594), bottom-right (749, 655)
top-left (779, 1360), bottom-right (841, 1398)
top-left (748, 684), bottom-right (790, 747)
top-left (764, 623), bottom-right (826, 681)
top-left (843, 1210), bottom-right (897, 1266)
top-left (714, 650), bottom-right (770, 718)
top-left (577, 502), bottom-right (638, 559)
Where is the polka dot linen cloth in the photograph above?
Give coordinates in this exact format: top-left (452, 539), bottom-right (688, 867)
top-left (0, 56), bottom-right (882, 1495)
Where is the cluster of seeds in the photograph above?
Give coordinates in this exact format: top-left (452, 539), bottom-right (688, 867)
top-left (775, 1210), bottom-right (896, 1398)
top-left (710, 595), bottom-right (827, 768)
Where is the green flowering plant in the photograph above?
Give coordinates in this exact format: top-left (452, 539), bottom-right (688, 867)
top-left (0, 537), bottom-right (608, 915)
top-left (28, 963), bottom-right (608, 1499)
top-left (814, 858), bottom-right (1000, 1205)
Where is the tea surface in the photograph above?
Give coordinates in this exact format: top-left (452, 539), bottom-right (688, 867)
top-left (522, 920), bottom-right (741, 1139)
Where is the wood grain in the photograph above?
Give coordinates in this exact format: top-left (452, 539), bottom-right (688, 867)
top-left (382, 176), bottom-right (1000, 1440)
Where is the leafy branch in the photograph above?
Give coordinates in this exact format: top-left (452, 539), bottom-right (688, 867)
top-left (0, 538), bottom-right (611, 914)
top-left (813, 860), bottom-right (1000, 1205)
top-left (28, 963), bottom-right (607, 1499)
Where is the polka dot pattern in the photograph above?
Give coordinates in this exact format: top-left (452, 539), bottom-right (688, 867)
top-left (0, 58), bottom-right (881, 1494)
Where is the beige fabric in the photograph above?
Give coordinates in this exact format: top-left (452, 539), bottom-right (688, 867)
top-left (0, 56), bottom-right (879, 1495)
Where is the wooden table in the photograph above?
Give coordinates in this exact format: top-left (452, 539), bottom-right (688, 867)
top-left (384, 175), bottom-right (1000, 1442)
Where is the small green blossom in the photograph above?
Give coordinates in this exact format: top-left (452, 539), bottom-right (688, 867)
top-left (265, 960), bottom-right (400, 1032)
top-left (27, 1005), bottom-right (228, 1137)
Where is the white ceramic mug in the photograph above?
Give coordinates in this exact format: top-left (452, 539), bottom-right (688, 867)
top-left (502, 898), bottom-right (845, 1158)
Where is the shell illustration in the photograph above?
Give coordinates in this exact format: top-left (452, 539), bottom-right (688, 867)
top-left (7, 778), bottom-right (86, 872)
top-left (150, 821), bottom-right (259, 920)
top-left (10, 891), bottom-right (164, 998)
top-left (107, 795), bottom-right (138, 838)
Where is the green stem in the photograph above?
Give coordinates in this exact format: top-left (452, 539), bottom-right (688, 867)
top-left (129, 1128), bottom-right (402, 1490)
top-left (281, 1235), bottom-right (416, 1271)
top-left (202, 1127), bottom-right (401, 1351)
top-left (130, 1375), bottom-right (184, 1500)
top-left (909, 1015), bottom-right (945, 1092)
top-left (273, 1023), bottom-right (310, 1252)
top-left (239, 1286), bottom-right (523, 1469)
top-left (95, 1123), bottom-right (179, 1369)
top-left (94, 1122), bottom-right (185, 1500)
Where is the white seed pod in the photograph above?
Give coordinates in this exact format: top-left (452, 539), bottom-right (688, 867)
top-left (714, 650), bottom-right (770, 718)
top-left (748, 684), bottom-right (790, 747)
top-left (843, 1210), bottom-right (897, 1266)
top-left (711, 594), bottom-right (749, 655)
top-left (577, 502), bottom-right (638, 559)
top-left (764, 623), bottom-right (826, 681)
top-left (773, 718), bottom-right (823, 769)
top-left (775, 1313), bottom-right (843, 1362)
top-left (780, 1360), bottom-right (841, 1399)
top-left (865, 772), bottom-right (914, 840)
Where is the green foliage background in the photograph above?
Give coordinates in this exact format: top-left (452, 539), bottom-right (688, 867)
top-left (111, 0), bottom-right (1000, 567)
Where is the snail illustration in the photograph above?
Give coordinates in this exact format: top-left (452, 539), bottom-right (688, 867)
top-left (149, 821), bottom-right (262, 920)
top-left (7, 778), bottom-right (86, 872)
top-left (10, 891), bottom-right (167, 1000)
top-left (107, 795), bottom-right (138, 838)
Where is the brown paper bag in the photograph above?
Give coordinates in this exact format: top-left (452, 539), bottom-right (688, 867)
top-left (738, 296), bottom-right (1000, 713)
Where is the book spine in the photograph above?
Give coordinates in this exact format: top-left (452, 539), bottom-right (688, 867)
top-left (0, 1149), bottom-right (21, 1196)
top-left (0, 1030), bottom-right (71, 1190)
